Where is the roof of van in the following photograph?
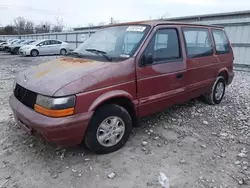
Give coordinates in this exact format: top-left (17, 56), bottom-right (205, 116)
top-left (105, 20), bottom-right (224, 29)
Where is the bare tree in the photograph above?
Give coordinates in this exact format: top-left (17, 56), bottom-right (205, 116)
top-left (0, 25), bottom-right (17, 35)
top-left (159, 12), bottom-right (170, 20)
top-left (14, 17), bottom-right (26, 34)
top-left (25, 21), bottom-right (34, 34)
top-left (52, 16), bottom-right (64, 32)
top-left (35, 22), bottom-right (51, 33)
top-left (52, 25), bottom-right (63, 32)
top-left (109, 17), bottom-right (119, 24)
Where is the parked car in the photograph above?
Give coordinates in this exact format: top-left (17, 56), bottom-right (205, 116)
top-left (3, 39), bottom-right (21, 51)
top-left (19, 39), bottom-right (69, 57)
top-left (10, 21), bottom-right (234, 154)
top-left (9, 40), bottom-right (35, 54)
top-left (6, 39), bottom-right (26, 52)
top-left (0, 42), bottom-right (7, 51)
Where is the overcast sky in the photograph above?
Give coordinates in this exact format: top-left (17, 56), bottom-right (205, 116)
top-left (0, 0), bottom-right (250, 28)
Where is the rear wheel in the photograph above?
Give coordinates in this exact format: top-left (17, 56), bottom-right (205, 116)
top-left (205, 76), bottom-right (226, 105)
top-left (84, 104), bottom-right (132, 154)
top-left (60, 49), bottom-right (67, 55)
top-left (30, 49), bottom-right (39, 57)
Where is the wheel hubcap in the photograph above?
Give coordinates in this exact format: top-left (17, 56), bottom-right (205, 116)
top-left (32, 51), bottom-right (37, 56)
top-left (97, 116), bottom-right (125, 147)
top-left (61, 50), bottom-right (66, 55)
top-left (215, 82), bottom-right (224, 100)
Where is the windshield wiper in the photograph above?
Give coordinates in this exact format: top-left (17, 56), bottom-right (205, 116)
top-left (85, 48), bottom-right (112, 61)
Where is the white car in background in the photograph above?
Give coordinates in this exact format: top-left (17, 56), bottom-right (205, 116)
top-left (2, 39), bottom-right (21, 51)
top-left (19, 39), bottom-right (69, 57)
top-left (0, 42), bottom-right (8, 51)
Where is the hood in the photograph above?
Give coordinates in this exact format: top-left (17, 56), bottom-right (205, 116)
top-left (16, 57), bottom-right (111, 96)
top-left (20, 44), bottom-right (34, 49)
top-left (10, 44), bottom-right (22, 48)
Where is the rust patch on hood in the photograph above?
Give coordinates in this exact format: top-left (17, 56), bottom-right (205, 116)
top-left (33, 57), bottom-right (102, 79)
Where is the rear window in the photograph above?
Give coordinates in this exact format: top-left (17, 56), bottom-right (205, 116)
top-left (50, 40), bottom-right (62, 45)
top-left (212, 29), bottom-right (231, 54)
top-left (183, 28), bottom-right (213, 58)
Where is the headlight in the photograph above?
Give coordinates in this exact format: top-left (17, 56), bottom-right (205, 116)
top-left (23, 47), bottom-right (30, 50)
top-left (34, 95), bottom-right (76, 117)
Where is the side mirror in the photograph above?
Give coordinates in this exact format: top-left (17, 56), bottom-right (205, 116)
top-left (142, 54), bottom-right (153, 65)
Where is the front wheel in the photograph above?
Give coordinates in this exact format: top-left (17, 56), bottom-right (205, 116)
top-left (60, 49), bottom-right (67, 55)
top-left (30, 49), bottom-right (39, 57)
top-left (205, 76), bottom-right (226, 105)
top-left (84, 104), bottom-right (132, 154)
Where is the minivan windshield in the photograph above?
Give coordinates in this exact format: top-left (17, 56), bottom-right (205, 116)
top-left (74, 25), bottom-right (150, 61)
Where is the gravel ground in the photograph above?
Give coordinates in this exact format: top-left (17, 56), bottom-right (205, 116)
top-left (0, 51), bottom-right (249, 188)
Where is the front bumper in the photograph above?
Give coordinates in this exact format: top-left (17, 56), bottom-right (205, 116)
top-left (9, 94), bottom-right (93, 147)
top-left (9, 48), bottom-right (15, 53)
top-left (19, 49), bottom-right (29, 56)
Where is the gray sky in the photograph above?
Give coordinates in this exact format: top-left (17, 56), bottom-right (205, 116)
top-left (0, 0), bottom-right (250, 28)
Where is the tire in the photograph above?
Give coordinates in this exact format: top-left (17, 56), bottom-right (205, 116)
top-left (14, 48), bottom-right (19, 55)
top-left (60, 49), bottom-right (67, 55)
top-left (84, 104), bottom-right (132, 154)
top-left (205, 76), bottom-right (226, 105)
top-left (30, 49), bottom-right (38, 57)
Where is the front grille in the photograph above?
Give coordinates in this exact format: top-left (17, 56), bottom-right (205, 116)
top-left (14, 84), bottom-right (37, 109)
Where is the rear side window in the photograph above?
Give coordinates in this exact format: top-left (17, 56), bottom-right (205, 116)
top-left (212, 29), bottom-right (230, 54)
top-left (144, 28), bottom-right (181, 63)
top-left (50, 40), bottom-right (62, 45)
top-left (183, 28), bottom-right (213, 58)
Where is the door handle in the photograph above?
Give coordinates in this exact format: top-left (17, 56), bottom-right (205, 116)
top-left (176, 73), bottom-right (183, 79)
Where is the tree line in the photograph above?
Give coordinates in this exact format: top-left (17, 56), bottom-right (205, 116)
top-left (0, 17), bottom-right (64, 35)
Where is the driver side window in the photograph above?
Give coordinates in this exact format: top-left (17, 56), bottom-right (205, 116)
top-left (144, 28), bottom-right (181, 63)
top-left (39, 40), bottom-right (50, 46)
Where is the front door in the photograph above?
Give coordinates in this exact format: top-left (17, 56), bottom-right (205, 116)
top-left (38, 40), bottom-right (51, 55)
top-left (136, 25), bottom-right (187, 117)
top-left (49, 40), bottom-right (61, 54)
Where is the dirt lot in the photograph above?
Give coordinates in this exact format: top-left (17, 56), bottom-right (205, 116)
top-left (0, 51), bottom-right (249, 188)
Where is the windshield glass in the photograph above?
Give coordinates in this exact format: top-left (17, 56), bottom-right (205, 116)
top-left (28, 40), bottom-right (42, 45)
top-left (11, 40), bottom-right (20, 44)
top-left (74, 25), bottom-right (150, 60)
top-left (20, 41), bottom-right (28, 44)
top-left (16, 40), bottom-right (25, 44)
top-left (25, 40), bottom-right (34, 44)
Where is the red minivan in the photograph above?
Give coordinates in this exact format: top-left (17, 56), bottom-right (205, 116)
top-left (9, 21), bottom-right (234, 153)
